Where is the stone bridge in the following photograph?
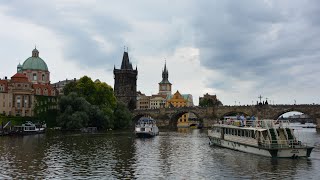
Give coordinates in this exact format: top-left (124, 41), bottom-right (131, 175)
top-left (132, 104), bottom-right (320, 128)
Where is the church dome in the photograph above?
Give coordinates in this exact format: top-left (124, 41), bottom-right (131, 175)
top-left (22, 48), bottom-right (48, 71)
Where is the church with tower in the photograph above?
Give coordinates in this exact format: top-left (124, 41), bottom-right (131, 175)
top-left (158, 61), bottom-right (172, 96)
top-left (0, 47), bottom-right (58, 117)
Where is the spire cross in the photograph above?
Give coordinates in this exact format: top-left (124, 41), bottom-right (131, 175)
top-left (258, 95), bottom-right (263, 103)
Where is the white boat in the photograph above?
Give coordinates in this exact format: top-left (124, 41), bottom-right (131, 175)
top-left (135, 117), bottom-right (159, 138)
top-left (208, 119), bottom-right (314, 158)
top-left (12, 121), bottom-right (45, 135)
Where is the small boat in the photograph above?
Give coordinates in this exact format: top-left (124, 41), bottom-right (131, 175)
top-left (302, 125), bottom-right (316, 128)
top-left (135, 117), bottom-right (159, 138)
top-left (11, 121), bottom-right (45, 135)
top-left (208, 119), bottom-right (314, 158)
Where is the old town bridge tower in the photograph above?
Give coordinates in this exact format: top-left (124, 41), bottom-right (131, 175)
top-left (113, 51), bottom-right (138, 110)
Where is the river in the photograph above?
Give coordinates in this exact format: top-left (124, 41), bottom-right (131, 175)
top-left (0, 123), bottom-right (319, 179)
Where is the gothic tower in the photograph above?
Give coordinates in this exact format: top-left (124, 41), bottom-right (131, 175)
top-left (158, 61), bottom-right (172, 96)
top-left (114, 50), bottom-right (138, 110)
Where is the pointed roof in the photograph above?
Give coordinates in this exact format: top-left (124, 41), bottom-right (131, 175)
top-left (121, 51), bottom-right (133, 70)
top-left (159, 61), bottom-right (171, 84)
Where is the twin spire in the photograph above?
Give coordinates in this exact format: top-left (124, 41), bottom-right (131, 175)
top-left (119, 46), bottom-right (137, 70)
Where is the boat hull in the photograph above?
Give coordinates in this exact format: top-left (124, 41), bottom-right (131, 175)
top-left (208, 136), bottom-right (313, 158)
top-left (135, 132), bottom-right (158, 138)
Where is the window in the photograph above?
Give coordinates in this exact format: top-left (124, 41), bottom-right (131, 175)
top-left (42, 74), bottom-right (45, 81)
top-left (33, 73), bottom-right (37, 81)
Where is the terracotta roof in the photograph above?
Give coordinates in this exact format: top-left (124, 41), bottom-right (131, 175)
top-left (11, 73), bottom-right (29, 83)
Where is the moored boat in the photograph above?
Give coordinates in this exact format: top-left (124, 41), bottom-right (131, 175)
top-left (11, 121), bottom-right (45, 135)
top-left (135, 117), bottom-right (159, 138)
top-left (208, 119), bottom-right (314, 158)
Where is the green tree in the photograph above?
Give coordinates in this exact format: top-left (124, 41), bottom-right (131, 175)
top-left (113, 102), bottom-right (132, 129)
top-left (57, 93), bottom-right (90, 129)
top-left (199, 98), bottom-right (223, 107)
top-left (60, 76), bottom-right (132, 130)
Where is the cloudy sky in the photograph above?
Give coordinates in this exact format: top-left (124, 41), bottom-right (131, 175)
top-left (0, 0), bottom-right (319, 105)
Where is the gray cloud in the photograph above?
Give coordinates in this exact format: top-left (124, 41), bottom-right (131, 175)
top-left (191, 0), bottom-right (320, 94)
top-left (1, 0), bottom-right (319, 104)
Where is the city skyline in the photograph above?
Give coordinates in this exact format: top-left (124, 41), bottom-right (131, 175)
top-left (0, 1), bottom-right (320, 105)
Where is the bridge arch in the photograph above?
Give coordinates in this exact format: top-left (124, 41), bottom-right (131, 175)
top-left (169, 110), bottom-right (203, 128)
top-left (132, 113), bottom-right (155, 125)
top-left (272, 108), bottom-right (315, 120)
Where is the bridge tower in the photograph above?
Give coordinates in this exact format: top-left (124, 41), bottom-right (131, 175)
top-left (114, 50), bottom-right (138, 110)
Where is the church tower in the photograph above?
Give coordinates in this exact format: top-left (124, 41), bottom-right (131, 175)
top-left (158, 61), bottom-right (172, 96)
top-left (114, 50), bottom-right (138, 110)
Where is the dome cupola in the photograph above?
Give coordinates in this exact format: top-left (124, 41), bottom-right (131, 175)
top-left (22, 47), bottom-right (48, 71)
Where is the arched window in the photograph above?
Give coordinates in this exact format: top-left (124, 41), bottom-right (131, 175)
top-left (33, 73), bottom-right (37, 81)
top-left (42, 74), bottom-right (45, 81)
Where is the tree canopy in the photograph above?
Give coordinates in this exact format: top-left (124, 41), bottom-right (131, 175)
top-left (58, 76), bottom-right (131, 130)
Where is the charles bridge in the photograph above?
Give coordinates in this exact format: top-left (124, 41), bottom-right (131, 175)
top-left (132, 104), bottom-right (320, 128)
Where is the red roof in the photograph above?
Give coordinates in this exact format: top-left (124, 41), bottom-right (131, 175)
top-left (11, 73), bottom-right (29, 82)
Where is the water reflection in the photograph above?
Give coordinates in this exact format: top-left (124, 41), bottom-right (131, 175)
top-left (0, 126), bottom-right (319, 179)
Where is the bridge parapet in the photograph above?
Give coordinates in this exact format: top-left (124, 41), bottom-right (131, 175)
top-left (132, 104), bottom-right (320, 128)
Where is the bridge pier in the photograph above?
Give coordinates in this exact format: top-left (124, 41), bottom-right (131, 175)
top-left (316, 118), bottom-right (320, 129)
top-left (203, 118), bottom-right (217, 128)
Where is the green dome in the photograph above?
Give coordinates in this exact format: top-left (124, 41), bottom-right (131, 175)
top-left (22, 48), bottom-right (48, 71)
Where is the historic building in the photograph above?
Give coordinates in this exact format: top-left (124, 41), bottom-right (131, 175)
top-left (114, 51), bottom-right (138, 110)
top-left (0, 47), bottom-right (57, 117)
top-left (52, 78), bottom-right (77, 95)
top-left (199, 93), bottom-right (222, 107)
top-left (158, 62), bottom-right (172, 96)
top-left (166, 91), bottom-right (194, 127)
top-left (150, 94), bottom-right (166, 109)
top-left (136, 91), bottom-right (150, 110)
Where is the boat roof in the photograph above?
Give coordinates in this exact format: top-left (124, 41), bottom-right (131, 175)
top-left (213, 124), bottom-right (267, 131)
top-left (138, 117), bottom-right (156, 122)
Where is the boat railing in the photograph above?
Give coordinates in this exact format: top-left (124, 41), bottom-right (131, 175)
top-left (260, 139), bottom-right (309, 149)
top-left (219, 119), bottom-right (291, 129)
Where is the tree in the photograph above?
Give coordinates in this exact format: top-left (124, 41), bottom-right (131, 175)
top-left (57, 93), bottom-right (90, 129)
top-left (60, 76), bottom-right (132, 130)
top-left (113, 102), bottom-right (132, 129)
top-left (199, 98), bottom-right (223, 107)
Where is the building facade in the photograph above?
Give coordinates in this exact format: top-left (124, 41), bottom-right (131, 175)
top-left (52, 78), bottom-right (77, 95)
top-left (0, 47), bottom-right (57, 117)
top-left (136, 91), bottom-right (150, 110)
top-left (114, 51), bottom-right (138, 110)
top-left (150, 94), bottom-right (166, 109)
top-left (166, 91), bottom-right (194, 127)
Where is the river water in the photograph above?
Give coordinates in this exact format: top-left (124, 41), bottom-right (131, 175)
top-left (0, 123), bottom-right (319, 179)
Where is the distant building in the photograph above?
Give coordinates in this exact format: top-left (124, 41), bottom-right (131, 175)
top-left (150, 94), bottom-right (167, 109)
top-left (52, 78), bottom-right (77, 95)
top-left (136, 91), bottom-right (150, 110)
top-left (0, 47), bottom-right (58, 117)
top-left (166, 91), bottom-right (194, 127)
top-left (114, 51), bottom-right (138, 110)
top-left (158, 61), bottom-right (172, 96)
top-left (199, 93), bottom-right (222, 107)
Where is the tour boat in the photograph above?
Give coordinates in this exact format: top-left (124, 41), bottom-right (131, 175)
top-left (11, 121), bottom-right (45, 135)
top-left (208, 119), bottom-right (314, 158)
top-left (135, 117), bottom-right (159, 138)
